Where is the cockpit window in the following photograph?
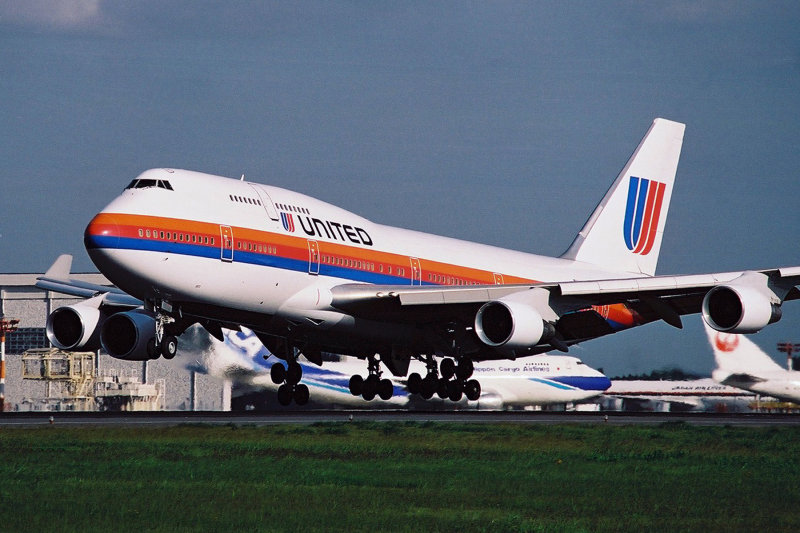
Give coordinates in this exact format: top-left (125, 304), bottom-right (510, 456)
top-left (124, 179), bottom-right (173, 191)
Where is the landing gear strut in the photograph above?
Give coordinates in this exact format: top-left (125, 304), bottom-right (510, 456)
top-left (348, 354), bottom-right (393, 401)
top-left (147, 310), bottom-right (180, 360)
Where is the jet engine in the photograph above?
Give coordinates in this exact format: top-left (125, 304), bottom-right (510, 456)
top-left (100, 309), bottom-right (157, 360)
top-left (474, 299), bottom-right (554, 355)
top-left (46, 302), bottom-right (104, 351)
top-left (702, 283), bottom-right (781, 334)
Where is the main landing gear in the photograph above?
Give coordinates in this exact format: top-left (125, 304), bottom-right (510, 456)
top-left (348, 354), bottom-right (394, 401)
top-left (147, 313), bottom-right (179, 360)
top-left (270, 360), bottom-right (310, 406)
top-left (407, 356), bottom-right (481, 402)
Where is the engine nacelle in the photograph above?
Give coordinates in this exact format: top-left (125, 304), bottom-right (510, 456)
top-left (702, 284), bottom-right (781, 334)
top-left (474, 300), bottom-right (553, 355)
top-left (46, 303), bottom-right (104, 351)
top-left (100, 309), bottom-right (157, 360)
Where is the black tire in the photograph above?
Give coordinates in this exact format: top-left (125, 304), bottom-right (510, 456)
top-left (436, 378), bottom-right (449, 399)
top-left (456, 359), bottom-right (474, 380)
top-left (362, 376), bottom-right (378, 401)
top-left (294, 384), bottom-right (310, 406)
top-left (287, 362), bottom-right (302, 384)
top-left (378, 378), bottom-right (393, 401)
top-left (271, 363), bottom-right (287, 385)
top-left (464, 379), bottom-right (481, 401)
top-left (448, 379), bottom-right (463, 402)
top-left (277, 384), bottom-right (293, 406)
top-left (439, 358), bottom-right (456, 380)
top-left (349, 375), bottom-right (364, 396)
top-left (407, 372), bottom-right (422, 395)
top-left (420, 375), bottom-right (437, 399)
top-left (160, 335), bottom-right (178, 359)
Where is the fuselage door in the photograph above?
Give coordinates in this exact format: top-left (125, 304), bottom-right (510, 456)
top-left (248, 183), bottom-right (279, 221)
top-left (493, 272), bottom-right (504, 285)
top-left (410, 257), bottom-right (422, 286)
top-left (308, 240), bottom-right (320, 275)
top-left (220, 225), bottom-right (234, 262)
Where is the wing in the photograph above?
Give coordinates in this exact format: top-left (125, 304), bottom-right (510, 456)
top-left (35, 254), bottom-right (141, 308)
top-left (330, 267), bottom-right (800, 353)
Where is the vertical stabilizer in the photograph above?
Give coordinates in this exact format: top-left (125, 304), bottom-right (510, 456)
top-left (561, 118), bottom-right (685, 276)
top-left (703, 321), bottom-right (783, 377)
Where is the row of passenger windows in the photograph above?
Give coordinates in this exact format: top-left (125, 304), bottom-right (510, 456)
top-left (136, 227), bottom-right (480, 284)
top-left (138, 228), bottom-right (214, 245)
top-left (237, 241), bottom-right (277, 254)
top-left (229, 195), bottom-right (262, 206)
top-left (277, 203), bottom-right (309, 214)
top-left (319, 254), bottom-right (407, 276)
top-left (427, 273), bottom-right (480, 286)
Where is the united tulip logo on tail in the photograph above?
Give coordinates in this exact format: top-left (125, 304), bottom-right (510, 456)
top-left (622, 176), bottom-right (666, 255)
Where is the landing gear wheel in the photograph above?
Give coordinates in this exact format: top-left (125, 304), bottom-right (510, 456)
top-left (362, 375), bottom-right (378, 401)
top-left (407, 373), bottom-right (422, 395)
top-left (146, 338), bottom-right (160, 360)
top-left (160, 335), bottom-right (178, 359)
top-left (440, 358), bottom-right (456, 380)
top-left (271, 363), bottom-right (287, 385)
top-left (448, 379), bottom-right (464, 402)
top-left (436, 378), bottom-right (449, 399)
top-left (277, 384), bottom-right (293, 406)
top-left (464, 379), bottom-right (481, 401)
top-left (456, 359), bottom-right (474, 380)
top-left (421, 375), bottom-right (437, 400)
top-left (287, 362), bottom-right (302, 384)
top-left (294, 384), bottom-right (310, 406)
top-left (378, 379), bottom-right (393, 401)
top-left (349, 375), bottom-right (364, 396)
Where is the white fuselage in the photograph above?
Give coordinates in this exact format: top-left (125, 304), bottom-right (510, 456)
top-left (85, 168), bottom-right (639, 353)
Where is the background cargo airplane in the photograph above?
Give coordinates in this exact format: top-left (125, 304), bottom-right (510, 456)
top-left (38, 118), bottom-right (800, 406)
top-left (705, 322), bottom-right (800, 403)
top-left (213, 327), bottom-right (610, 408)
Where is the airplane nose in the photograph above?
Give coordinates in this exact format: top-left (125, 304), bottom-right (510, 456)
top-left (84, 212), bottom-right (120, 251)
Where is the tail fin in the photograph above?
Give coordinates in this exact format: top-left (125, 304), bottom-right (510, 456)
top-left (561, 118), bottom-right (685, 276)
top-left (703, 321), bottom-right (783, 377)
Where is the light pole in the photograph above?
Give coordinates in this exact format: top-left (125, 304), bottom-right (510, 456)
top-left (0, 317), bottom-right (20, 412)
top-left (777, 342), bottom-right (798, 371)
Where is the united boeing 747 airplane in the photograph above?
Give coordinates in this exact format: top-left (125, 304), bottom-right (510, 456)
top-left (38, 118), bottom-right (800, 406)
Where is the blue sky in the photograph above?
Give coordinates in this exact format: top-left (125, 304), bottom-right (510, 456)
top-left (2, 1), bottom-right (799, 376)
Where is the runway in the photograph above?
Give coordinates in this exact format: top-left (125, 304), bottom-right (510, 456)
top-left (0, 410), bottom-right (798, 427)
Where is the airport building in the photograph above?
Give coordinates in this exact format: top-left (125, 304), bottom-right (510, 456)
top-left (0, 272), bottom-right (228, 411)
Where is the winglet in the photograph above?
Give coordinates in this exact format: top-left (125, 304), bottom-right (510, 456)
top-left (44, 254), bottom-right (73, 280)
top-left (561, 118), bottom-right (685, 276)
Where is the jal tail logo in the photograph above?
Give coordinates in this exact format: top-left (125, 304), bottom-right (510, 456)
top-left (715, 332), bottom-right (740, 353)
top-left (622, 176), bottom-right (666, 255)
top-left (281, 212), bottom-right (295, 232)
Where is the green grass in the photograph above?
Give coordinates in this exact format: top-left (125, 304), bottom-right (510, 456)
top-left (0, 422), bottom-right (798, 532)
